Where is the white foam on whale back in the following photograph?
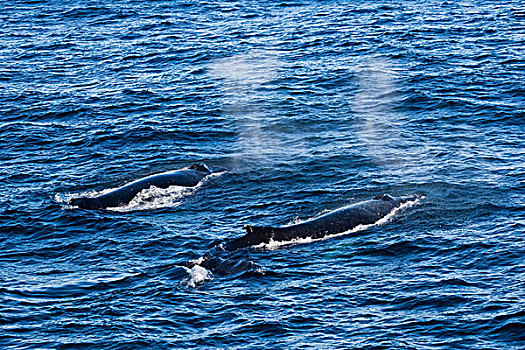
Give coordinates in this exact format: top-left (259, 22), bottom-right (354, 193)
top-left (111, 185), bottom-right (193, 212)
top-left (253, 196), bottom-right (422, 250)
top-left (58, 185), bottom-right (190, 211)
top-left (60, 171), bottom-right (225, 212)
top-left (102, 172), bottom-right (223, 212)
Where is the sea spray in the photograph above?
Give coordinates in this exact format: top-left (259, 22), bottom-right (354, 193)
top-left (353, 58), bottom-right (409, 166)
top-left (208, 50), bottom-right (283, 169)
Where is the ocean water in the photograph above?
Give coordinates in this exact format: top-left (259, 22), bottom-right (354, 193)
top-left (1, 1), bottom-right (524, 349)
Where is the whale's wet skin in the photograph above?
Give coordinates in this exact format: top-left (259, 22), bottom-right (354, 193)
top-left (188, 194), bottom-right (421, 275)
top-left (1, 1), bottom-right (524, 349)
top-left (69, 163), bottom-right (220, 210)
top-left (224, 194), bottom-right (419, 251)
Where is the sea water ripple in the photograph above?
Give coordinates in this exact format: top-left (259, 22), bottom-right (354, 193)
top-left (0, 1), bottom-right (524, 349)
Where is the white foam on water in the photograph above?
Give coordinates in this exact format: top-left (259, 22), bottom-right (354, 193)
top-left (188, 256), bottom-right (206, 266)
top-left (182, 265), bottom-right (213, 288)
top-left (253, 197), bottom-right (422, 250)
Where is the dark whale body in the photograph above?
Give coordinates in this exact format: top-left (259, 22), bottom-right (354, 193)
top-left (224, 194), bottom-right (419, 251)
top-left (69, 163), bottom-right (220, 210)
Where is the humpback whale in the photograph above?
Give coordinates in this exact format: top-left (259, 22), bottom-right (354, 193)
top-left (223, 194), bottom-right (420, 251)
top-left (69, 163), bottom-right (222, 210)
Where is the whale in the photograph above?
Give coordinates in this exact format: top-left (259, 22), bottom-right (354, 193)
top-left (223, 194), bottom-right (420, 251)
top-left (186, 249), bottom-right (262, 276)
top-left (69, 163), bottom-right (223, 210)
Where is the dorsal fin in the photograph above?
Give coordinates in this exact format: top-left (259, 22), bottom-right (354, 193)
top-left (223, 225), bottom-right (275, 251)
top-left (374, 194), bottom-right (394, 201)
top-left (244, 224), bottom-right (273, 236)
top-left (189, 163), bottom-right (211, 173)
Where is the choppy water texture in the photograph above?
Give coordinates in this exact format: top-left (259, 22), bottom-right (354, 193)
top-left (1, 1), bottom-right (524, 349)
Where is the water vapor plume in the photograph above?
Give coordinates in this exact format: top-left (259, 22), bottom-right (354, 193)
top-left (208, 50), bottom-right (282, 170)
top-left (352, 58), bottom-right (413, 167)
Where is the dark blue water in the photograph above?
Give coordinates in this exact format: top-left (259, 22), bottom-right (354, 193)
top-left (1, 1), bottom-right (524, 348)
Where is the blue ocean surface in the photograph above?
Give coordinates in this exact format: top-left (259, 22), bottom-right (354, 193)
top-left (1, 0), bottom-right (524, 349)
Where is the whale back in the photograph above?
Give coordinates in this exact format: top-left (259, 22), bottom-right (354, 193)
top-left (223, 225), bottom-right (275, 251)
top-left (189, 163), bottom-right (212, 174)
top-left (224, 195), bottom-right (418, 250)
top-left (69, 163), bottom-right (216, 210)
